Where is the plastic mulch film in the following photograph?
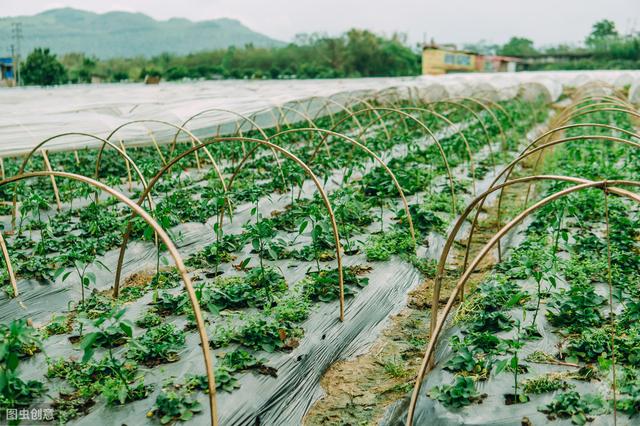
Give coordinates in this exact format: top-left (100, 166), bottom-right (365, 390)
top-left (378, 199), bottom-right (635, 425)
top-left (4, 114), bottom-right (497, 425)
top-left (6, 100), bottom-right (547, 424)
top-left (379, 262), bottom-right (630, 426)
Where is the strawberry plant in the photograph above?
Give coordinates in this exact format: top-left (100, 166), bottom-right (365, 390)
top-left (79, 308), bottom-right (150, 405)
top-left (429, 376), bottom-right (485, 408)
top-left (127, 323), bottom-right (186, 366)
top-left (302, 267), bottom-right (368, 303)
top-left (364, 229), bottom-right (415, 261)
top-left (0, 320), bottom-right (46, 408)
top-left (149, 386), bottom-right (202, 424)
top-left (538, 391), bottom-right (606, 425)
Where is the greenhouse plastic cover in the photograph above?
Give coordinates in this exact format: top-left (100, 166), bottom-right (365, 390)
top-left (1, 70), bottom-right (639, 156)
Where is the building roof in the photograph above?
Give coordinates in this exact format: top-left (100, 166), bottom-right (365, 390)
top-left (422, 43), bottom-right (476, 55)
top-left (483, 55), bottom-right (522, 63)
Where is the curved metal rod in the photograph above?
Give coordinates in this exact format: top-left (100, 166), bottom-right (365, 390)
top-left (270, 127), bottom-right (416, 244)
top-left (525, 123), bottom-right (640, 151)
top-left (224, 103), bottom-right (329, 192)
top-left (172, 107), bottom-right (286, 188)
top-left (555, 100), bottom-right (627, 124)
top-left (409, 178), bottom-right (640, 426)
top-left (574, 82), bottom-right (628, 100)
top-left (310, 106), bottom-right (458, 213)
top-left (401, 107), bottom-right (477, 196)
top-left (344, 95), bottom-right (392, 142)
top-left (491, 99), bottom-right (640, 260)
top-left (451, 97), bottom-right (508, 151)
top-left (0, 231), bottom-right (17, 297)
top-left (568, 94), bottom-right (632, 112)
top-left (513, 121), bottom-right (640, 206)
top-left (428, 100), bottom-right (497, 172)
top-left (12, 132), bottom-right (153, 227)
top-left (516, 122), bottom-right (640, 217)
top-left (464, 134), bottom-right (640, 269)
top-left (432, 174), bottom-right (599, 336)
top-left (558, 103), bottom-right (640, 126)
top-left (113, 136), bottom-right (347, 321)
top-left (100, 120), bottom-right (226, 194)
top-left (1, 171), bottom-right (219, 426)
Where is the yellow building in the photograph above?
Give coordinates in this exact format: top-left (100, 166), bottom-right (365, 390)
top-left (422, 45), bottom-right (477, 75)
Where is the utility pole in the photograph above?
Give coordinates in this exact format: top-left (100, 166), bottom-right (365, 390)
top-left (10, 44), bottom-right (15, 85)
top-left (11, 22), bottom-right (22, 86)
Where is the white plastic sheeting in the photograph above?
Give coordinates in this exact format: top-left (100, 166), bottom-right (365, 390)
top-left (629, 80), bottom-right (640, 104)
top-left (1, 70), bottom-right (639, 156)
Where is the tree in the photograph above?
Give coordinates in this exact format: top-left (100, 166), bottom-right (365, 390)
top-left (345, 29), bottom-right (383, 76)
top-left (498, 37), bottom-right (537, 57)
top-left (463, 41), bottom-right (499, 55)
top-left (586, 19), bottom-right (619, 47)
top-left (21, 48), bottom-right (67, 86)
top-left (61, 53), bottom-right (97, 83)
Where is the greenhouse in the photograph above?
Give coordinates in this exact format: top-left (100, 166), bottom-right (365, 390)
top-left (1, 70), bottom-right (639, 425)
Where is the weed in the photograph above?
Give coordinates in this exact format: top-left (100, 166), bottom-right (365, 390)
top-left (521, 373), bottom-right (573, 395)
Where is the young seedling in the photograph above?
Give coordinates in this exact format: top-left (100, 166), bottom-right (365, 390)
top-left (55, 250), bottom-right (110, 305)
top-left (80, 308), bottom-right (142, 404)
top-left (495, 306), bottom-right (528, 405)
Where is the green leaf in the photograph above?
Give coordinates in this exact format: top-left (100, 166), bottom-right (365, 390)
top-left (510, 355), bottom-right (519, 369)
top-left (82, 347), bottom-right (95, 363)
top-left (6, 352), bottom-right (19, 371)
top-left (298, 220), bottom-right (309, 235)
top-left (80, 332), bottom-right (99, 355)
top-left (143, 225), bottom-right (154, 241)
top-left (120, 321), bottom-right (133, 338)
top-left (494, 358), bottom-right (509, 375)
top-left (95, 260), bottom-right (111, 272)
top-left (53, 267), bottom-right (66, 280)
top-left (118, 385), bottom-right (128, 404)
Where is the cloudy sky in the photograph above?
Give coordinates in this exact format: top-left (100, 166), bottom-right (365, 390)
top-left (5, 0), bottom-right (639, 46)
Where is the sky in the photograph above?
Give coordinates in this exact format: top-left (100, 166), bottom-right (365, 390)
top-left (3, 0), bottom-right (639, 47)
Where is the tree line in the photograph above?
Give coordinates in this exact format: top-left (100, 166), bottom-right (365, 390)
top-left (469, 20), bottom-right (640, 70)
top-left (22, 29), bottom-right (420, 85)
top-left (19, 20), bottom-right (640, 86)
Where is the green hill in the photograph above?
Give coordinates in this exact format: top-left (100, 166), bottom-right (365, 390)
top-left (0, 8), bottom-right (284, 58)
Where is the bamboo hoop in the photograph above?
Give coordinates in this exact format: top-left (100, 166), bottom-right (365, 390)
top-left (408, 179), bottom-right (640, 426)
top-left (112, 136), bottom-right (347, 321)
top-left (0, 171), bottom-right (219, 426)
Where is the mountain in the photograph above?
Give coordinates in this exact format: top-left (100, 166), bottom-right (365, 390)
top-left (0, 8), bottom-right (284, 59)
